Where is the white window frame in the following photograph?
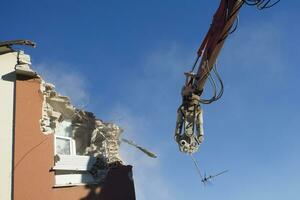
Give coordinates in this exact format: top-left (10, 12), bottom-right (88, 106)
top-left (53, 120), bottom-right (105, 187)
top-left (54, 135), bottom-right (76, 155)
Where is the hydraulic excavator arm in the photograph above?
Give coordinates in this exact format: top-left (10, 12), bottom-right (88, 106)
top-left (175, 0), bottom-right (280, 154)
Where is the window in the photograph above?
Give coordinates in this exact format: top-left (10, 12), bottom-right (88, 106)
top-left (53, 120), bottom-right (106, 187)
top-left (54, 120), bottom-right (75, 155)
top-left (55, 136), bottom-right (75, 155)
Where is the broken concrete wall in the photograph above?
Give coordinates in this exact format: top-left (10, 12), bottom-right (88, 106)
top-left (13, 71), bottom-right (135, 200)
top-left (39, 76), bottom-right (123, 164)
top-left (0, 37), bottom-right (137, 198)
top-left (11, 50), bottom-right (124, 166)
top-left (85, 120), bottom-right (123, 163)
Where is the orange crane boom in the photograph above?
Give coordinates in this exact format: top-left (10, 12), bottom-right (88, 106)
top-left (175, 0), bottom-right (280, 154)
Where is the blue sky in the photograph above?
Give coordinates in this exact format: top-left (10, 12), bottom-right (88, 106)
top-left (2, 0), bottom-right (300, 199)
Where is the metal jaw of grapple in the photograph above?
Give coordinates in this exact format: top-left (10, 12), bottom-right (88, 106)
top-left (175, 102), bottom-right (204, 154)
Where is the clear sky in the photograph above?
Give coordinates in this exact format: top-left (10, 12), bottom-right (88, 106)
top-left (2, 0), bottom-right (300, 199)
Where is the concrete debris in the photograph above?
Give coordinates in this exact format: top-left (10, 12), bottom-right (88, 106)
top-left (88, 121), bottom-right (123, 164)
top-left (13, 51), bottom-right (156, 176)
top-left (15, 51), bottom-right (37, 77)
top-left (40, 81), bottom-right (123, 163)
top-left (8, 53), bottom-right (125, 164)
top-left (72, 110), bottom-right (96, 155)
top-left (40, 82), bottom-right (64, 134)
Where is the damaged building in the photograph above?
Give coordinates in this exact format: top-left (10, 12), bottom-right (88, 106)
top-left (0, 40), bottom-right (136, 200)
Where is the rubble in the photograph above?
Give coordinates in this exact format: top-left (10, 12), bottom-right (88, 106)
top-left (40, 81), bottom-right (123, 164)
top-left (17, 51), bottom-right (155, 170)
top-left (86, 121), bottom-right (123, 163)
top-left (15, 54), bottom-right (124, 164)
top-left (15, 51), bottom-right (37, 77)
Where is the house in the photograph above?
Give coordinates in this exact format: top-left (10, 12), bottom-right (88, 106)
top-left (0, 40), bottom-right (136, 200)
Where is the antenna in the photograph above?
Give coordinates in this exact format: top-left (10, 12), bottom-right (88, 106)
top-left (201, 170), bottom-right (228, 184)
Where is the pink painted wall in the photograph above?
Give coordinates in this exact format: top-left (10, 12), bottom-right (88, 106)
top-left (14, 78), bottom-right (135, 200)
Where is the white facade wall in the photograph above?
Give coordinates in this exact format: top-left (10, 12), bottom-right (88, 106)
top-left (0, 52), bottom-right (17, 200)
